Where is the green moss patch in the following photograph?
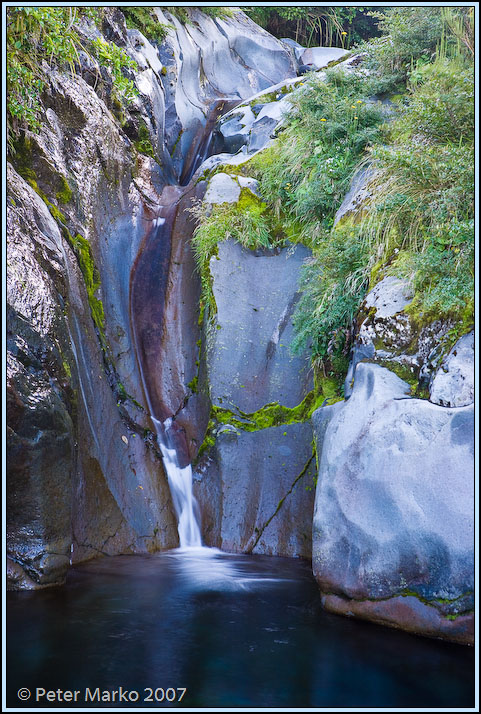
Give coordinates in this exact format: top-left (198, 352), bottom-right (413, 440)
top-left (196, 389), bottom-right (339, 462)
top-left (68, 233), bottom-right (105, 341)
top-left (133, 120), bottom-right (156, 159)
top-left (56, 175), bottom-right (73, 204)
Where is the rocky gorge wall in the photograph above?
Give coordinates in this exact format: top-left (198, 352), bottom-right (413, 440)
top-left (7, 8), bottom-right (298, 588)
top-left (7, 6), bottom-right (474, 647)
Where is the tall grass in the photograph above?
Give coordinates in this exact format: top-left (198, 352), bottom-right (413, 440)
top-left (248, 6), bottom-right (474, 370)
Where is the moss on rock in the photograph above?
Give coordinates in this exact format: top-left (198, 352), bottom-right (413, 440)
top-left (133, 120), bottom-right (156, 160)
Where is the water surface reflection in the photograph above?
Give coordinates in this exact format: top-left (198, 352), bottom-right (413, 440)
top-left (7, 551), bottom-right (474, 708)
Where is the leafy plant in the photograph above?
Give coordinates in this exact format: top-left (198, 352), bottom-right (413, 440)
top-left (191, 189), bottom-right (278, 267)
top-left (122, 7), bottom-right (168, 43)
top-left (7, 7), bottom-right (89, 147)
top-left (91, 38), bottom-right (138, 103)
top-left (6, 7), bottom-right (138, 150)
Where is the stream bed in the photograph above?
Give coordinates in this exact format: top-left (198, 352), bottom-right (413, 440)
top-left (7, 550), bottom-right (474, 709)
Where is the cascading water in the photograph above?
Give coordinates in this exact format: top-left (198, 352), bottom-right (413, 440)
top-left (153, 417), bottom-right (202, 548)
top-left (130, 100), bottom-right (237, 549)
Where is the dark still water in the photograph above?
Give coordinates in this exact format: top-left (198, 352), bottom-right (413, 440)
top-left (7, 550), bottom-right (474, 709)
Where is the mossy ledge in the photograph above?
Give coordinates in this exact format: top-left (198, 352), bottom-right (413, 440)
top-left (322, 588), bottom-right (474, 620)
top-left (196, 389), bottom-right (339, 461)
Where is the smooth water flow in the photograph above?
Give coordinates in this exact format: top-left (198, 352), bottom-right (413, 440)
top-left (7, 553), bottom-right (474, 709)
top-left (130, 101), bottom-right (237, 549)
top-left (153, 418), bottom-right (202, 548)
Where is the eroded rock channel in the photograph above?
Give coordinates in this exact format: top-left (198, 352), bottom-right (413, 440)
top-left (7, 7), bottom-right (474, 654)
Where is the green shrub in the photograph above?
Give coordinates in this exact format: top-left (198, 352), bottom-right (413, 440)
top-left (357, 7), bottom-right (444, 93)
top-left (292, 222), bottom-right (369, 366)
top-left (360, 44), bottom-right (474, 323)
top-left (192, 188), bottom-right (278, 268)
top-left (7, 7), bottom-right (90, 145)
top-left (398, 55), bottom-right (474, 144)
top-left (91, 38), bottom-right (138, 103)
top-left (249, 70), bottom-right (385, 241)
top-left (122, 7), bottom-right (168, 42)
top-left (6, 7), bottom-right (138, 150)
top-left (249, 7), bottom-right (474, 371)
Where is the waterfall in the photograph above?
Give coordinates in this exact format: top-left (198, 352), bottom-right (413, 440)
top-left (152, 418), bottom-right (202, 548)
top-left (130, 100), bottom-right (238, 549)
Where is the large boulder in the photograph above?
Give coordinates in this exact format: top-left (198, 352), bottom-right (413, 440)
top-left (298, 46), bottom-right (350, 70)
top-left (430, 331), bottom-right (474, 407)
top-left (193, 233), bottom-right (315, 556)
top-left (344, 276), bottom-right (456, 397)
top-left (195, 422), bottom-right (316, 556)
top-left (214, 94), bottom-right (293, 156)
top-left (206, 239), bottom-right (312, 412)
top-left (312, 362), bottom-right (474, 644)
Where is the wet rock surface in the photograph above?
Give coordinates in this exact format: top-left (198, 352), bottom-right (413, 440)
top-left (7, 159), bottom-right (179, 587)
top-left (7, 9), bottom-right (298, 586)
top-left (207, 240), bottom-right (312, 412)
top-left (430, 331), bottom-right (474, 407)
top-left (312, 363), bottom-right (474, 644)
top-left (7, 169), bottom-right (75, 587)
top-left (194, 423), bottom-right (315, 557)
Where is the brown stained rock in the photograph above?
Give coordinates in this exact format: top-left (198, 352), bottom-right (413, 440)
top-left (322, 593), bottom-right (474, 646)
top-left (129, 181), bottom-right (210, 466)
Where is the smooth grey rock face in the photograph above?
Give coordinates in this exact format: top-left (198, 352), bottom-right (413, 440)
top-left (204, 173), bottom-right (241, 205)
top-left (194, 422), bottom-right (316, 557)
top-left (216, 97), bottom-right (292, 155)
top-left (237, 175), bottom-right (260, 196)
top-left (333, 166), bottom-right (375, 226)
top-left (256, 97), bottom-right (291, 123)
top-left (207, 240), bottom-right (312, 412)
top-left (247, 116), bottom-right (279, 152)
top-left (430, 331), bottom-right (474, 407)
top-left (7, 167), bottom-right (76, 586)
top-left (218, 107), bottom-right (256, 153)
top-left (281, 38), bottom-right (304, 50)
top-left (156, 8), bottom-right (296, 177)
top-left (299, 46), bottom-right (350, 70)
top-left (312, 363), bottom-right (474, 630)
top-left (363, 276), bottom-right (413, 318)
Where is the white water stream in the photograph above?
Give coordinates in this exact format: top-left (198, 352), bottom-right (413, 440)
top-left (152, 417), bottom-right (202, 548)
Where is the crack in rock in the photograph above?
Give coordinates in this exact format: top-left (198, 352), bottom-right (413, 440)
top-left (247, 452), bottom-right (315, 553)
